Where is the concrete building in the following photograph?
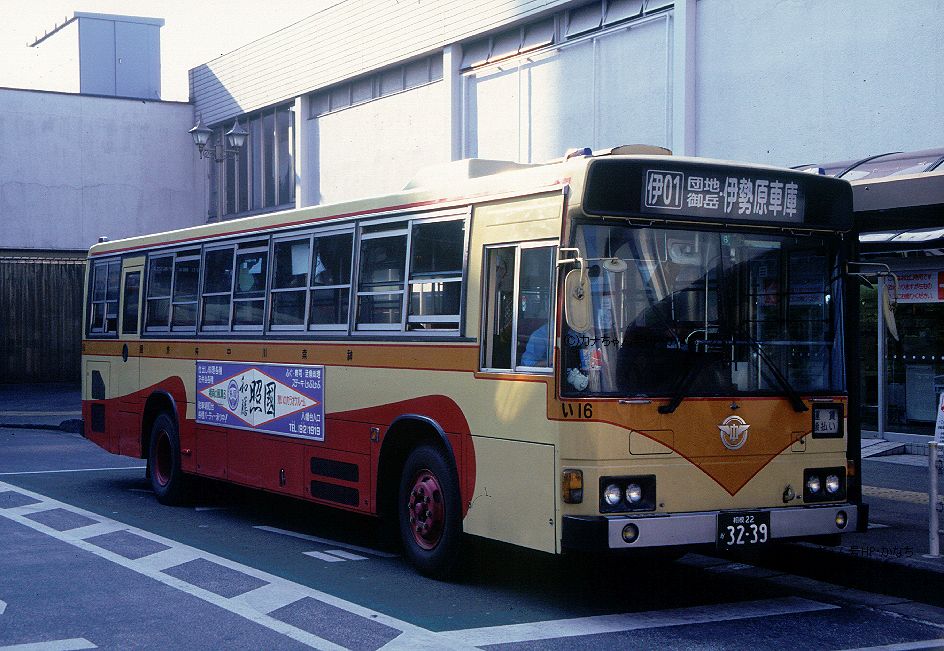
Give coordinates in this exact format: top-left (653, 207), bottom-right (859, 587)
top-left (1, 13), bottom-right (201, 382)
top-left (188, 0), bottom-right (944, 219)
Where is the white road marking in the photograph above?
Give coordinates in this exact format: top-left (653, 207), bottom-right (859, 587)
top-left (254, 525), bottom-right (398, 558)
top-left (133, 547), bottom-right (205, 573)
top-left (0, 639), bottom-right (97, 651)
top-left (304, 551), bottom-right (346, 563)
top-left (438, 597), bottom-right (839, 646)
top-left (840, 640), bottom-right (944, 651)
top-left (0, 480), bottom-right (471, 650)
top-left (868, 523), bottom-right (891, 530)
top-left (60, 522), bottom-right (128, 542)
top-left (322, 549), bottom-right (368, 561)
top-left (194, 506), bottom-right (227, 511)
top-left (0, 467), bottom-right (145, 476)
top-left (229, 583), bottom-right (310, 615)
top-left (0, 599), bottom-right (5, 615)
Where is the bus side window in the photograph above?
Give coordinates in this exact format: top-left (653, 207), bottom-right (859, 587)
top-left (89, 259), bottom-right (121, 335)
top-left (121, 271), bottom-right (141, 335)
top-left (482, 244), bottom-right (556, 372)
top-left (144, 255), bottom-right (173, 331)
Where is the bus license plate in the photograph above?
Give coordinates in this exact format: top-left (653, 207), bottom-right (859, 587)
top-left (717, 511), bottom-right (770, 548)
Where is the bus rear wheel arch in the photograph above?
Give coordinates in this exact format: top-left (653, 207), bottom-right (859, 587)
top-left (397, 444), bottom-right (462, 579)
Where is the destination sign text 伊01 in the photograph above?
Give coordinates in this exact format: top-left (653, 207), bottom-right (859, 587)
top-left (641, 169), bottom-right (806, 223)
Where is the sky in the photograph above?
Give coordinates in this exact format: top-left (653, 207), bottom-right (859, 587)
top-left (0, 0), bottom-right (336, 101)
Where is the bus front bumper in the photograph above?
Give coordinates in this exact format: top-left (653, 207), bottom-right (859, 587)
top-left (561, 504), bottom-right (859, 550)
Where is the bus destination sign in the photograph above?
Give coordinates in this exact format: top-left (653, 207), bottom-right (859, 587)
top-left (641, 168), bottom-right (806, 223)
top-left (197, 361), bottom-right (325, 440)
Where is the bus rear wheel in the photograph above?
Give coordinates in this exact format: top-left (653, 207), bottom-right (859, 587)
top-left (397, 444), bottom-right (462, 579)
top-left (148, 412), bottom-right (188, 505)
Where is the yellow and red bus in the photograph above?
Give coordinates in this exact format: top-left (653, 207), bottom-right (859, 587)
top-left (82, 147), bottom-right (863, 576)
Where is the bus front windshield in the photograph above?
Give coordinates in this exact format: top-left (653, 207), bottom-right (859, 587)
top-left (561, 223), bottom-right (845, 400)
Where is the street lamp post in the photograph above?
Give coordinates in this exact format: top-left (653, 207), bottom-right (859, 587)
top-left (189, 115), bottom-right (248, 222)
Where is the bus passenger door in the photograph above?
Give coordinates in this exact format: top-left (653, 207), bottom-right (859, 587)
top-left (116, 262), bottom-right (143, 456)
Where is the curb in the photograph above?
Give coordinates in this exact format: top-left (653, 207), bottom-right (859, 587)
top-left (0, 419), bottom-right (83, 434)
top-left (744, 539), bottom-right (944, 607)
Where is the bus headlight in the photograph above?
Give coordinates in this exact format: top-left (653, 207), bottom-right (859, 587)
top-left (804, 467), bottom-right (846, 502)
top-left (603, 484), bottom-right (622, 506)
top-left (826, 474), bottom-right (841, 494)
top-left (806, 474), bottom-right (821, 495)
top-left (599, 475), bottom-right (656, 513)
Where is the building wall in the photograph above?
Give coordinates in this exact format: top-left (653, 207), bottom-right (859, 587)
top-left (0, 255), bottom-right (85, 383)
top-left (0, 88), bottom-right (203, 251)
top-left (192, 0), bottom-right (944, 211)
top-left (465, 13), bottom-right (671, 162)
top-left (191, 0), bottom-right (574, 126)
top-left (694, 0), bottom-right (944, 166)
top-left (305, 81), bottom-right (449, 205)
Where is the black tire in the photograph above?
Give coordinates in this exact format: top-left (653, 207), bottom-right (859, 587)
top-left (397, 444), bottom-right (462, 579)
top-left (148, 412), bottom-right (188, 505)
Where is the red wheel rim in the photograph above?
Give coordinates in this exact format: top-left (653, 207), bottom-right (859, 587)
top-left (154, 430), bottom-right (172, 487)
top-left (407, 469), bottom-right (445, 550)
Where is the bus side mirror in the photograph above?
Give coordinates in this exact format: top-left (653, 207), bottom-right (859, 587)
top-left (564, 268), bottom-right (591, 332)
top-left (881, 275), bottom-right (899, 342)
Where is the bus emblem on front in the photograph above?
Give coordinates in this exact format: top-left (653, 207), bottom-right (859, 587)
top-left (719, 415), bottom-right (750, 450)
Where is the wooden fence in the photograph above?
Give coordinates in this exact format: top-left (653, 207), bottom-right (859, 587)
top-left (0, 256), bottom-right (85, 383)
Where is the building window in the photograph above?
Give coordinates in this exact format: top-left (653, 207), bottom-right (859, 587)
top-left (308, 54), bottom-right (444, 119)
top-left (210, 104), bottom-right (295, 220)
top-left (459, 0), bottom-right (670, 71)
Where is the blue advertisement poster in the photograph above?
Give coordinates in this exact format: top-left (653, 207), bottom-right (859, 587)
top-left (196, 361), bottom-right (325, 441)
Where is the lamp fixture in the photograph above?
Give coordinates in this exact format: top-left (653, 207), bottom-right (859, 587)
top-left (189, 115), bottom-right (247, 162)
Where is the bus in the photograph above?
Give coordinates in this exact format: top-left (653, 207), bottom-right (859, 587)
top-left (82, 146), bottom-right (864, 577)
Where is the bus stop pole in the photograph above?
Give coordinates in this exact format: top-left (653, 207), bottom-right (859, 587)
top-left (877, 275), bottom-right (886, 440)
top-left (928, 441), bottom-right (940, 558)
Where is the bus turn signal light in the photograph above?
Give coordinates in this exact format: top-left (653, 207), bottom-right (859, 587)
top-left (562, 469), bottom-right (583, 504)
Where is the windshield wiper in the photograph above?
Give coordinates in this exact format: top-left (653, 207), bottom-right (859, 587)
top-left (657, 356), bottom-right (705, 414)
top-left (739, 331), bottom-right (808, 413)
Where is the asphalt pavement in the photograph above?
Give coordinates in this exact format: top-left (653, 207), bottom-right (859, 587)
top-left (3, 383), bottom-right (944, 605)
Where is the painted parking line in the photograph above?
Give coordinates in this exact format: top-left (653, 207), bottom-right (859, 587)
top-left (0, 480), bottom-right (471, 651)
top-left (0, 639), bottom-right (97, 651)
top-left (304, 550), bottom-right (369, 563)
top-left (840, 640), bottom-right (944, 651)
top-left (0, 466), bottom-right (145, 477)
top-left (254, 525), bottom-right (399, 558)
top-left (437, 597), bottom-right (838, 647)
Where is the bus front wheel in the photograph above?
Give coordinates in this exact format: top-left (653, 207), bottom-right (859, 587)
top-left (397, 444), bottom-right (462, 579)
top-left (148, 413), bottom-right (187, 505)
